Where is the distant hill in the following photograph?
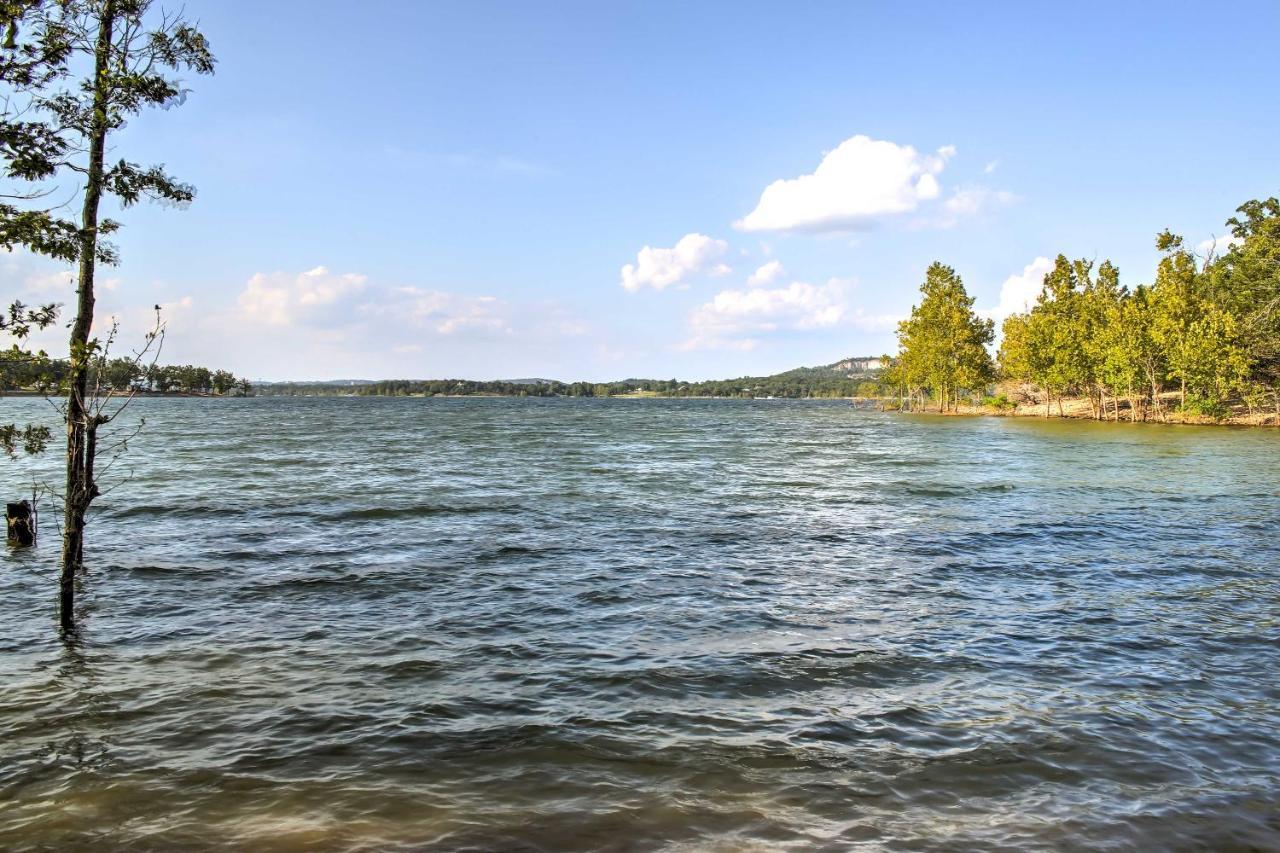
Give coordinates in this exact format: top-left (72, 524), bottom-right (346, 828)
top-left (251, 356), bottom-right (887, 399)
top-left (253, 379), bottom-right (374, 387)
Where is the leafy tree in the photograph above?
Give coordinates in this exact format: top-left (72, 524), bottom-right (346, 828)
top-left (1096, 283), bottom-right (1156, 421)
top-left (1, 1), bottom-right (86, 262)
top-left (1078, 260), bottom-right (1122, 418)
top-left (1180, 305), bottom-right (1250, 416)
top-left (4, 0), bottom-right (214, 628)
top-left (211, 369), bottom-right (235, 395)
top-left (1149, 232), bottom-right (1204, 412)
top-left (895, 263), bottom-right (994, 412)
top-left (0, 299), bottom-right (56, 457)
top-left (1208, 197), bottom-right (1280, 419)
top-left (1029, 256), bottom-right (1093, 415)
top-left (98, 356), bottom-right (140, 390)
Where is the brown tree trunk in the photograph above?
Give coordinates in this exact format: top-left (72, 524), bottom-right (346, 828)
top-left (61, 0), bottom-right (116, 631)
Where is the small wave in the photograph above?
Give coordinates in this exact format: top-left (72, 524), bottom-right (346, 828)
top-left (372, 657), bottom-right (452, 682)
top-left (328, 502), bottom-right (519, 521)
top-left (107, 503), bottom-right (236, 519)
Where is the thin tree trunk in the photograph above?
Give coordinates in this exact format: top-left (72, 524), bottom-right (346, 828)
top-left (61, 0), bottom-right (116, 631)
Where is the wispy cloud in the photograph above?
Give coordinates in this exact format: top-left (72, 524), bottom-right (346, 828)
top-left (680, 276), bottom-right (894, 350)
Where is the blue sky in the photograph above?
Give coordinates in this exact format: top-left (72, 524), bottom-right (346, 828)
top-left (7, 0), bottom-right (1279, 380)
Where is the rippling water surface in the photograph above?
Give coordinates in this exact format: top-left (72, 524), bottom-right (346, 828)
top-left (2, 398), bottom-right (1279, 851)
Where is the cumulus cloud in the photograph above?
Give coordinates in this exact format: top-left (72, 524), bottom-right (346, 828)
top-left (238, 265), bottom-right (368, 326)
top-left (682, 277), bottom-right (860, 350)
top-left (747, 260), bottom-right (786, 287)
top-left (735, 135), bottom-right (955, 233)
top-left (620, 233), bottom-right (730, 292)
top-left (983, 256), bottom-right (1054, 324)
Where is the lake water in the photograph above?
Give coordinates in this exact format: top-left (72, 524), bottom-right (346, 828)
top-left (1, 398), bottom-right (1278, 851)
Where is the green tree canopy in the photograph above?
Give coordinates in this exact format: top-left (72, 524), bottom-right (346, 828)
top-left (894, 262), bottom-right (994, 412)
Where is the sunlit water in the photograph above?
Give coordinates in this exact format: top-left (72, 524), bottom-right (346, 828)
top-left (1, 398), bottom-right (1278, 851)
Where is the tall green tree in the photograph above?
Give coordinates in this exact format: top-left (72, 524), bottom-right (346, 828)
top-left (1149, 231), bottom-right (1204, 412)
top-left (1032, 256), bottom-right (1092, 415)
top-left (1207, 197), bottom-right (1280, 420)
top-left (1080, 260), bottom-right (1123, 419)
top-left (895, 263), bottom-right (994, 412)
top-left (7, 0), bottom-right (213, 628)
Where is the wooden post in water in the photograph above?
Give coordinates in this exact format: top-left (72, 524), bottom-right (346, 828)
top-left (7, 500), bottom-right (36, 547)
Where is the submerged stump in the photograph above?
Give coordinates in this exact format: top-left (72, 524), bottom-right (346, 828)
top-left (7, 500), bottom-right (35, 547)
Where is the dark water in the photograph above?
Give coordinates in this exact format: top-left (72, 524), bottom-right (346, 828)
top-left (1, 398), bottom-right (1279, 851)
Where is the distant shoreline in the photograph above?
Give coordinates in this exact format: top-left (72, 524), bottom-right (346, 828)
top-left (7, 389), bottom-right (1274, 426)
top-left (0, 390), bottom-right (238, 399)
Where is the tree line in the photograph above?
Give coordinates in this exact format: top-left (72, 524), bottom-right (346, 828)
top-left (2, 356), bottom-right (251, 395)
top-left (885, 196), bottom-right (1280, 422)
top-left (256, 369), bottom-right (884, 400)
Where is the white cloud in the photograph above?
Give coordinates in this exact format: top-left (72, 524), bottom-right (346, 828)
top-left (22, 269), bottom-right (74, 294)
top-left (984, 160), bottom-right (999, 174)
top-left (682, 277), bottom-right (857, 350)
top-left (983, 256), bottom-right (1054, 324)
top-left (1196, 235), bottom-right (1243, 257)
top-left (235, 266), bottom-right (591, 350)
top-left (747, 260), bottom-right (786, 287)
top-left (735, 135), bottom-right (955, 233)
top-left (928, 186), bottom-right (1018, 228)
top-left (620, 233), bottom-right (730, 292)
top-left (943, 186), bottom-right (1017, 218)
top-left (379, 287), bottom-right (512, 336)
top-left (238, 265), bottom-right (368, 326)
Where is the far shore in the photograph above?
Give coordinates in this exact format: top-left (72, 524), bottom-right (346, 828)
top-left (0, 390), bottom-right (236, 399)
top-left (7, 389), bottom-right (1276, 427)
